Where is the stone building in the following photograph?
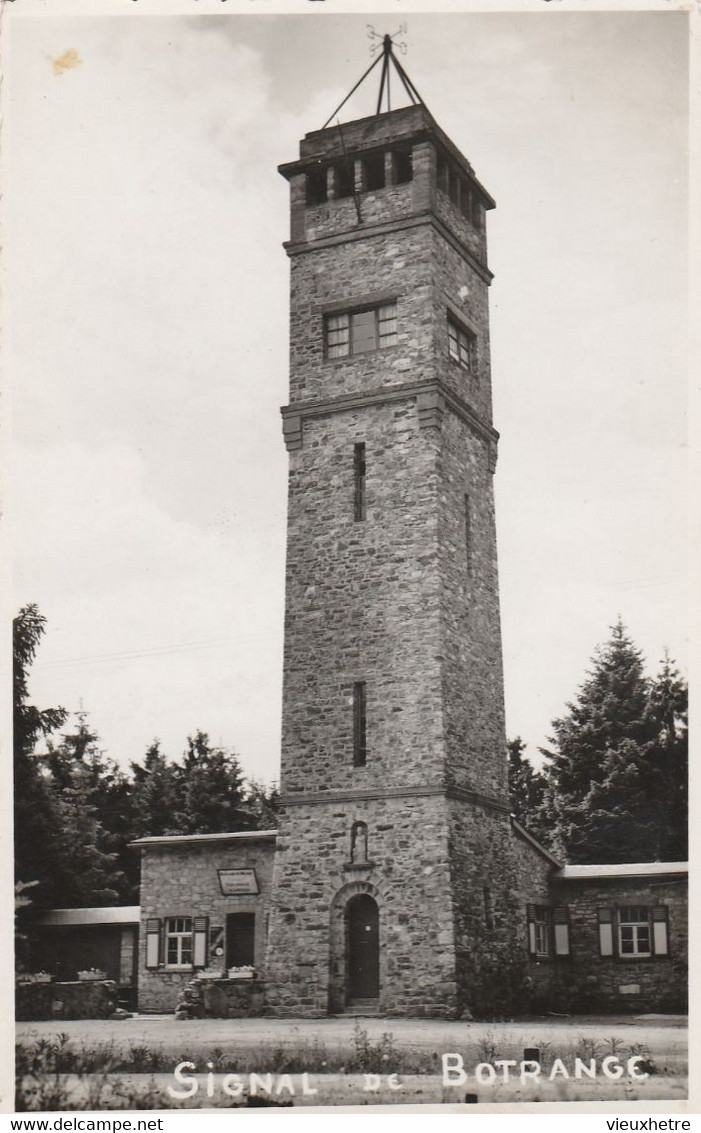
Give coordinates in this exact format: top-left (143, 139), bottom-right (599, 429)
top-left (37, 56), bottom-right (686, 1021)
top-left (126, 73), bottom-right (687, 1020)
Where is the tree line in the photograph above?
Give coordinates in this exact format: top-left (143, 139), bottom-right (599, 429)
top-left (507, 620), bottom-right (687, 864)
top-left (14, 605), bottom-right (278, 912)
top-left (15, 607), bottom-right (687, 917)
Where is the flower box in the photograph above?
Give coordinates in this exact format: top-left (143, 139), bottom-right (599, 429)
top-left (227, 966), bottom-right (255, 980)
top-left (77, 969), bottom-right (106, 982)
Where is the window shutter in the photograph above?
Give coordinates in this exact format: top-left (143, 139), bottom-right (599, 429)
top-left (553, 906), bottom-right (570, 956)
top-left (351, 309), bottom-right (376, 354)
top-left (652, 906), bottom-right (669, 956)
top-left (526, 905), bottom-right (537, 956)
top-left (193, 915), bottom-right (209, 969)
top-left (145, 918), bottom-right (161, 969)
top-left (598, 908), bottom-right (614, 957)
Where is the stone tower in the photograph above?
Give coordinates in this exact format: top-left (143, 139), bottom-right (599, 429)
top-left (265, 78), bottom-right (514, 1016)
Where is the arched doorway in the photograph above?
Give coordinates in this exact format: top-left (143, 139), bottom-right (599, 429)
top-left (346, 893), bottom-right (379, 1001)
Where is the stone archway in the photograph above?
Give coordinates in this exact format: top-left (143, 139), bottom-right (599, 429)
top-left (328, 880), bottom-right (381, 1014)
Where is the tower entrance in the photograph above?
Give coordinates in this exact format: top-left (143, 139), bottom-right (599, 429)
top-left (346, 894), bottom-right (379, 1002)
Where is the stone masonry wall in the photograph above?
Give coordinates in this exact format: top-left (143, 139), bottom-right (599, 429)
top-left (287, 225), bottom-right (436, 406)
top-left (448, 811), bottom-right (556, 1016)
top-left (548, 876), bottom-right (688, 1013)
top-left (138, 838), bottom-right (275, 1013)
top-left (265, 794), bottom-right (459, 1017)
top-left (438, 406), bottom-right (506, 800)
top-left (430, 226), bottom-right (494, 424)
top-left (281, 400), bottom-right (444, 795)
top-left (508, 826), bottom-right (562, 1008)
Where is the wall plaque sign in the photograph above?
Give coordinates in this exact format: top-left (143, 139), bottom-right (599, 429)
top-left (217, 868), bottom-right (259, 896)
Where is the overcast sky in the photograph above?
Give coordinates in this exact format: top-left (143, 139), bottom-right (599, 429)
top-left (7, 5), bottom-right (689, 785)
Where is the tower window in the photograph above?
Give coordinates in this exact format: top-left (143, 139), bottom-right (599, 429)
top-left (448, 315), bottom-right (476, 372)
top-left (325, 303), bottom-right (397, 358)
top-left (354, 443), bottom-right (366, 522)
top-left (465, 495), bottom-right (472, 575)
top-left (363, 151), bottom-right (386, 192)
top-left (437, 154), bottom-right (448, 194)
top-left (393, 148), bottom-right (413, 185)
top-left (306, 164), bottom-right (328, 206)
top-left (334, 160), bottom-right (355, 200)
top-left (353, 681), bottom-right (367, 767)
top-left (483, 887), bottom-right (494, 931)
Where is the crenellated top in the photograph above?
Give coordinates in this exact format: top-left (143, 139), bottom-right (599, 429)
top-left (279, 105), bottom-right (495, 270)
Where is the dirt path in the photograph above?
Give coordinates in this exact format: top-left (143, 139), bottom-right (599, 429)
top-left (16, 1014), bottom-right (687, 1060)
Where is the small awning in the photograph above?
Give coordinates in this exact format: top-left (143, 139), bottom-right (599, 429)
top-left (37, 906), bottom-right (141, 927)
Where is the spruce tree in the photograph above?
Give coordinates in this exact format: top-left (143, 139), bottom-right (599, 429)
top-left (175, 730), bottom-right (251, 834)
top-left (13, 606), bottom-right (68, 902)
top-left (129, 740), bottom-right (182, 838)
top-left (507, 737), bottom-right (546, 827)
top-left (540, 621), bottom-right (687, 863)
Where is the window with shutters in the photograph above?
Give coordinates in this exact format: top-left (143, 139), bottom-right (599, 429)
top-left (533, 907), bottom-right (550, 956)
top-left (325, 303), bottom-right (397, 358)
top-left (598, 905), bottom-right (669, 959)
top-left (527, 905), bottom-right (570, 960)
top-left (165, 916), bottom-right (193, 969)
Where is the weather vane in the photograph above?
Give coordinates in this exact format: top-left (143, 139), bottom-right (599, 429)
top-left (321, 23), bottom-right (423, 129)
top-left (367, 23), bottom-right (408, 57)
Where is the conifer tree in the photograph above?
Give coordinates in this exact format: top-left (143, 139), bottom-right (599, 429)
top-left (507, 736), bottom-right (546, 827)
top-left (43, 713), bottom-right (126, 905)
top-left (13, 606), bottom-right (68, 902)
top-left (539, 621), bottom-right (687, 863)
top-left (129, 740), bottom-right (182, 838)
top-left (175, 730), bottom-right (251, 834)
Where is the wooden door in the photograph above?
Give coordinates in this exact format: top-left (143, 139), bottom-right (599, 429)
top-left (225, 913), bottom-right (255, 969)
top-left (347, 894), bottom-right (379, 999)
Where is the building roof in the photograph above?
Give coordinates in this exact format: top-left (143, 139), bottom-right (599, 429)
top-left (37, 906), bottom-right (141, 927)
top-left (130, 829), bottom-right (278, 849)
top-left (554, 861), bottom-right (688, 881)
top-left (510, 817), bottom-right (563, 867)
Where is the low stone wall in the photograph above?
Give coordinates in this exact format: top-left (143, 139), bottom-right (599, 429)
top-left (175, 977), bottom-right (266, 1019)
top-left (202, 979), bottom-right (266, 1018)
top-left (16, 979), bottom-right (119, 1021)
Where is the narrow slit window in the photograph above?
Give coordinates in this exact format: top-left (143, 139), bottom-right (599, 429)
top-left (353, 681), bottom-right (367, 767)
top-left (483, 887), bottom-right (494, 931)
top-left (354, 443), bottom-right (366, 522)
top-left (465, 494), bottom-right (472, 575)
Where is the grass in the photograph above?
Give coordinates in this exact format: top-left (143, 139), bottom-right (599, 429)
top-left (15, 1025), bottom-right (687, 1110)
